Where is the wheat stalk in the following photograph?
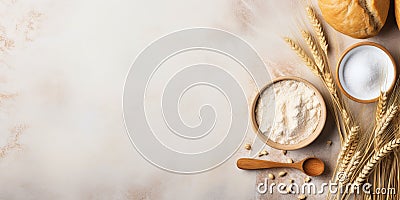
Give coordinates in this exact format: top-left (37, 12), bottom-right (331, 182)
top-left (301, 31), bottom-right (350, 121)
top-left (306, 6), bottom-right (328, 55)
top-left (354, 138), bottom-right (400, 186)
top-left (304, 7), bottom-right (355, 136)
top-left (300, 30), bottom-right (352, 137)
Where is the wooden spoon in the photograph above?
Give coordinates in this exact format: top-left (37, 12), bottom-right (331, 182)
top-left (237, 157), bottom-right (324, 176)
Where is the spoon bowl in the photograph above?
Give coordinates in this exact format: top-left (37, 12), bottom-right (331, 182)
top-left (301, 157), bottom-right (325, 176)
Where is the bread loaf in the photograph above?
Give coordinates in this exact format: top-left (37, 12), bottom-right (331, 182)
top-left (396, 0), bottom-right (400, 29)
top-left (318, 0), bottom-right (390, 39)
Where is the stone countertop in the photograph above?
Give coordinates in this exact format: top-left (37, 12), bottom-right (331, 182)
top-left (0, 0), bottom-right (398, 199)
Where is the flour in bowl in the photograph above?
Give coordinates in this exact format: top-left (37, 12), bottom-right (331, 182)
top-left (255, 80), bottom-right (322, 145)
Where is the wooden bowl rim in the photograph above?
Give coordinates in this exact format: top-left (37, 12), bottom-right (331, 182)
top-left (251, 76), bottom-right (327, 150)
top-left (336, 41), bottom-right (397, 103)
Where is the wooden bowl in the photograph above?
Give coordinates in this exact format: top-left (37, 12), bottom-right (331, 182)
top-left (251, 77), bottom-right (327, 150)
top-left (336, 42), bottom-right (397, 103)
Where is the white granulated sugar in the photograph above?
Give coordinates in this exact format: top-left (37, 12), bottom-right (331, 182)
top-left (255, 80), bottom-right (322, 145)
top-left (339, 45), bottom-right (395, 100)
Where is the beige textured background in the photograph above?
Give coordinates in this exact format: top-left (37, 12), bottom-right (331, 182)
top-left (0, 0), bottom-right (398, 199)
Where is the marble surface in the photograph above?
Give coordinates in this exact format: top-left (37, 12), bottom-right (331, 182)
top-left (0, 0), bottom-right (399, 199)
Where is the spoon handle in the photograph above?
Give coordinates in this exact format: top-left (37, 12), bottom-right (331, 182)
top-left (237, 158), bottom-right (296, 170)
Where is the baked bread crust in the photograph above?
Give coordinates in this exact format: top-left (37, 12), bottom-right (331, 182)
top-left (318, 0), bottom-right (390, 39)
top-left (396, 0), bottom-right (400, 29)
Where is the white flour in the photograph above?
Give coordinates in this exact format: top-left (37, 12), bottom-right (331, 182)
top-left (255, 80), bottom-right (322, 145)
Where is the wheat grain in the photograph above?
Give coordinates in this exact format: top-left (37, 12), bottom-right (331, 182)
top-left (354, 138), bottom-right (400, 186)
top-left (306, 6), bottom-right (328, 54)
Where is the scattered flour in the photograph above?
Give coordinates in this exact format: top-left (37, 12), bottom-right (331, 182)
top-left (255, 80), bottom-right (322, 145)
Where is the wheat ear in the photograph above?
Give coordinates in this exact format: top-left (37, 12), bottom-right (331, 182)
top-left (376, 92), bottom-right (388, 122)
top-left (301, 31), bottom-right (325, 73)
top-left (323, 71), bottom-right (340, 103)
top-left (339, 143), bottom-right (359, 175)
top-left (338, 126), bottom-right (360, 162)
top-left (374, 105), bottom-right (399, 148)
top-left (342, 151), bottom-right (361, 184)
top-left (306, 6), bottom-right (328, 54)
top-left (284, 37), bottom-right (320, 76)
top-left (354, 138), bottom-right (400, 186)
top-left (338, 126), bottom-right (360, 176)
